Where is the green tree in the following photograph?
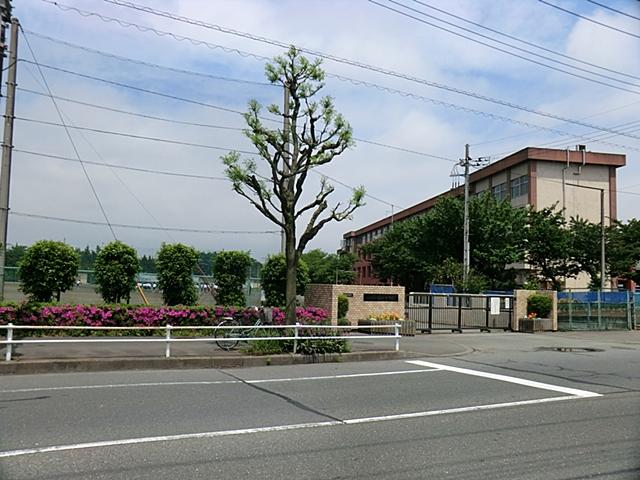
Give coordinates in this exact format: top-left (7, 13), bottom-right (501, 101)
top-left (18, 240), bottom-right (79, 302)
top-left (364, 194), bottom-right (525, 291)
top-left (76, 245), bottom-right (98, 270)
top-left (608, 219), bottom-right (640, 283)
top-left (94, 241), bottom-right (139, 303)
top-left (156, 243), bottom-right (199, 306)
top-left (139, 254), bottom-right (156, 273)
top-left (223, 47), bottom-right (364, 324)
top-left (429, 258), bottom-right (487, 293)
top-left (197, 251), bottom-right (217, 276)
top-left (213, 251), bottom-right (251, 307)
top-left (261, 254), bottom-right (309, 307)
top-left (5, 244), bottom-right (27, 267)
top-left (301, 248), bottom-right (356, 284)
top-left (525, 206), bottom-right (576, 290)
top-left (568, 217), bottom-right (603, 288)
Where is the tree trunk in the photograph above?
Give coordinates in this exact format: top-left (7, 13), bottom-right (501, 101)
top-left (285, 229), bottom-right (297, 325)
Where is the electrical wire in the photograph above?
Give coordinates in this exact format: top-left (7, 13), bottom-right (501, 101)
top-left (18, 58), bottom-right (640, 153)
top-left (15, 116), bottom-right (259, 154)
top-left (538, 0), bottom-right (640, 40)
top-left (9, 211), bottom-right (281, 234)
top-left (372, 0), bottom-right (640, 93)
top-left (14, 149), bottom-right (228, 180)
top-left (43, 0), bottom-right (640, 140)
top-left (585, 0), bottom-right (640, 22)
top-left (409, 0), bottom-right (640, 82)
top-left (20, 27), bottom-right (118, 240)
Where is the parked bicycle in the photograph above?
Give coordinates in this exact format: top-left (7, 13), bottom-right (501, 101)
top-left (214, 309), bottom-right (267, 351)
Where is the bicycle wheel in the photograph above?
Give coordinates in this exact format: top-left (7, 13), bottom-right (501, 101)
top-left (215, 319), bottom-right (241, 351)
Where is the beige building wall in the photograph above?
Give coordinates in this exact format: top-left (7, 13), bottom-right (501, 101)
top-left (535, 162), bottom-right (611, 225)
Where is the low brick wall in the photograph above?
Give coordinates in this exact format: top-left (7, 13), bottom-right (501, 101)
top-left (305, 284), bottom-right (405, 325)
top-left (514, 289), bottom-right (558, 332)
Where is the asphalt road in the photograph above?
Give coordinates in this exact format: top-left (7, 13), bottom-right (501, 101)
top-left (1, 331), bottom-right (639, 479)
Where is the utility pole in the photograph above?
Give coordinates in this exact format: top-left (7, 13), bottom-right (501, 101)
top-left (459, 144), bottom-right (489, 289)
top-left (462, 144), bottom-right (471, 286)
top-left (280, 84), bottom-right (290, 254)
top-left (0, 15), bottom-right (18, 302)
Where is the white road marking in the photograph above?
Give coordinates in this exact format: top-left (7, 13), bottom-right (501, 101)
top-left (0, 362), bottom-right (602, 458)
top-left (406, 360), bottom-right (602, 398)
top-left (0, 368), bottom-right (441, 394)
top-left (0, 394), bottom-right (590, 459)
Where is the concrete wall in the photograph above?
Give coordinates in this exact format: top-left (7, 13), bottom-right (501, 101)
top-left (514, 289), bottom-right (557, 331)
top-left (305, 284), bottom-right (405, 325)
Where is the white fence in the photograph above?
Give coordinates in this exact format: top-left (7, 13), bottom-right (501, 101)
top-left (0, 323), bottom-right (402, 361)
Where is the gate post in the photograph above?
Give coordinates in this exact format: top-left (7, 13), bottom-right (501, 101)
top-left (427, 295), bottom-right (433, 333)
top-left (483, 296), bottom-right (490, 332)
top-left (455, 295), bottom-right (463, 333)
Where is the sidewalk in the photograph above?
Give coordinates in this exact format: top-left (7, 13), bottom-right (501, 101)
top-left (0, 333), bottom-right (471, 375)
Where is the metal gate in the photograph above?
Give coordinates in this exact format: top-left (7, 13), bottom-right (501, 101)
top-left (406, 292), bottom-right (513, 333)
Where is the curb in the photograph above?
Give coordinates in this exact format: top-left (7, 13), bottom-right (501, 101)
top-left (0, 350), bottom-right (415, 375)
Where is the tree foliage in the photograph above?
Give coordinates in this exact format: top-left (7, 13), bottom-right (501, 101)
top-left (222, 47), bottom-right (364, 323)
top-left (94, 241), bottom-right (139, 304)
top-left (213, 251), bottom-right (251, 307)
top-left (18, 240), bottom-right (79, 302)
top-left (156, 243), bottom-right (199, 306)
top-left (524, 206), bottom-right (577, 290)
top-left (364, 194), bottom-right (525, 292)
top-left (300, 248), bottom-right (356, 284)
top-left (261, 254), bottom-right (309, 307)
top-left (568, 216), bottom-right (603, 287)
top-left (608, 219), bottom-right (640, 284)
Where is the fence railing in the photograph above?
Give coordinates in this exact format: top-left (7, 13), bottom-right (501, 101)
top-left (557, 290), bottom-right (634, 331)
top-left (0, 323), bottom-right (402, 361)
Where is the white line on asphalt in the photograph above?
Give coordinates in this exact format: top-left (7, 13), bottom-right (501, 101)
top-left (406, 360), bottom-right (602, 398)
top-left (0, 394), bottom-right (590, 459)
top-left (0, 368), bottom-right (442, 394)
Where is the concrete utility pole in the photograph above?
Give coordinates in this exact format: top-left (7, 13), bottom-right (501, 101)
top-left (462, 144), bottom-right (471, 286)
top-left (0, 15), bottom-right (18, 302)
top-left (280, 84), bottom-right (290, 254)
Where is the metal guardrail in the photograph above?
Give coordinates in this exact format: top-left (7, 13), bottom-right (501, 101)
top-left (0, 323), bottom-right (402, 361)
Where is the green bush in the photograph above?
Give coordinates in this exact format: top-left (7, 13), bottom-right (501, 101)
top-left (94, 241), bottom-right (139, 303)
top-left (156, 243), bottom-right (199, 306)
top-left (213, 251), bottom-right (251, 307)
top-left (261, 254), bottom-right (309, 307)
top-left (337, 294), bottom-right (349, 320)
top-left (527, 294), bottom-right (552, 318)
top-left (18, 240), bottom-right (79, 302)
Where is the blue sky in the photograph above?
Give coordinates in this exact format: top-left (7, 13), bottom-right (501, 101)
top-left (7, 0), bottom-right (640, 260)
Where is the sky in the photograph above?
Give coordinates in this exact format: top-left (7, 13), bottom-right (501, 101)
top-left (5, 0), bottom-right (640, 262)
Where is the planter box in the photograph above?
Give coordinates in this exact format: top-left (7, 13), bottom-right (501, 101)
top-left (519, 318), bottom-right (554, 333)
top-left (357, 319), bottom-right (415, 336)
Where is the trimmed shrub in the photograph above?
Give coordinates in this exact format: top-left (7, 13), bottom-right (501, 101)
top-left (527, 294), bottom-right (552, 318)
top-left (156, 243), bottom-right (198, 306)
top-left (18, 240), bottom-right (79, 302)
top-left (213, 251), bottom-right (251, 307)
top-left (337, 294), bottom-right (349, 320)
top-left (261, 254), bottom-right (309, 307)
top-left (94, 241), bottom-right (139, 303)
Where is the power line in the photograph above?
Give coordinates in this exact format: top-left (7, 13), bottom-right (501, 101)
top-left (16, 116), bottom-right (259, 154)
top-left (10, 211), bottom-right (281, 234)
top-left (45, 0), bottom-right (640, 140)
top-left (538, 0), bottom-right (640, 40)
top-left (372, 0), bottom-right (640, 93)
top-left (409, 0), bottom-right (640, 82)
top-left (20, 27), bottom-right (118, 240)
top-left (15, 149), bottom-right (228, 180)
top-left (23, 29), bottom-right (277, 88)
top-left (19, 45), bottom-right (640, 153)
top-left (585, 0), bottom-right (640, 22)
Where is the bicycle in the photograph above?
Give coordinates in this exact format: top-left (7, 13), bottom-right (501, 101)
top-left (214, 312), bottom-right (265, 351)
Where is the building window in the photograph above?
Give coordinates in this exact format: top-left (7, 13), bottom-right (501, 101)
top-left (510, 175), bottom-right (529, 199)
top-left (492, 182), bottom-right (507, 201)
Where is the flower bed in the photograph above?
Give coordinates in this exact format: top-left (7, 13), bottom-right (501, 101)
top-left (0, 304), bottom-right (328, 335)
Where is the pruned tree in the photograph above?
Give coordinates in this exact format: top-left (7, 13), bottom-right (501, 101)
top-left (94, 241), bottom-right (139, 304)
top-left (223, 47), bottom-right (365, 323)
